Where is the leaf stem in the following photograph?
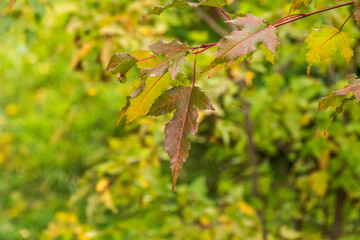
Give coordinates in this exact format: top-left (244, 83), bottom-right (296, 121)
top-left (339, 8), bottom-right (357, 32)
top-left (218, 7), bottom-right (232, 21)
top-left (192, 46), bottom-right (201, 87)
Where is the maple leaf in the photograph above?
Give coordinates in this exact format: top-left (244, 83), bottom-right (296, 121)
top-left (105, 53), bottom-right (139, 83)
top-left (126, 73), bottom-right (172, 123)
top-left (105, 50), bottom-right (161, 84)
top-left (131, 50), bottom-right (162, 69)
top-left (149, 0), bottom-right (226, 15)
top-left (305, 25), bottom-right (353, 76)
top-left (333, 78), bottom-right (360, 102)
top-left (315, 75), bottom-right (359, 134)
top-left (9, 0), bottom-right (17, 11)
top-left (148, 86), bottom-right (214, 191)
top-left (354, 3), bottom-right (360, 26)
top-left (289, 0), bottom-right (346, 13)
top-left (316, 93), bottom-right (338, 114)
top-left (140, 40), bottom-right (190, 80)
top-left (202, 14), bottom-right (279, 73)
top-left (315, 94), bottom-right (354, 135)
top-left (289, 0), bottom-right (312, 12)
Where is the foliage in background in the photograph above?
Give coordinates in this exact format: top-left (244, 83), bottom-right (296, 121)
top-left (1, 0), bottom-right (360, 239)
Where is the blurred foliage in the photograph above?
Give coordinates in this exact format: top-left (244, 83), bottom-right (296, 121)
top-left (1, 0), bottom-right (360, 239)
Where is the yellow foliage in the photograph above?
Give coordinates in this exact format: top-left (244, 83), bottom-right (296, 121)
top-left (139, 176), bottom-right (150, 189)
top-left (305, 25), bottom-right (353, 76)
top-left (245, 71), bottom-right (255, 86)
top-left (6, 104), bottom-right (18, 116)
top-left (310, 171), bottom-right (329, 197)
top-left (86, 88), bottom-right (98, 97)
top-left (70, 41), bottom-right (96, 69)
top-left (131, 50), bottom-right (161, 68)
top-left (127, 73), bottom-right (171, 123)
top-left (200, 216), bottom-right (211, 227)
top-left (0, 152), bottom-right (5, 164)
top-left (96, 178), bottom-right (109, 192)
top-left (100, 190), bottom-right (118, 214)
top-left (236, 201), bottom-right (256, 217)
top-left (56, 212), bottom-right (78, 223)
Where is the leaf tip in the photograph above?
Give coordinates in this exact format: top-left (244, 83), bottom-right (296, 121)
top-left (171, 167), bottom-right (181, 193)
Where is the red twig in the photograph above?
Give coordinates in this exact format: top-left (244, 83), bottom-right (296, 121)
top-left (190, 43), bottom-right (218, 50)
top-left (192, 42), bottom-right (218, 54)
top-left (273, 0), bottom-right (358, 27)
top-left (271, 14), bottom-right (305, 26)
top-left (188, 0), bottom-right (359, 55)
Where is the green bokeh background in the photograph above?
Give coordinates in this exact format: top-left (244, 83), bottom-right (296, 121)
top-left (1, 0), bottom-right (360, 239)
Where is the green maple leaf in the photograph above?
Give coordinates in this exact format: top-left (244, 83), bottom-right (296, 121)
top-left (315, 75), bottom-right (359, 134)
top-left (105, 53), bottom-right (138, 83)
top-left (149, 0), bottom-right (226, 15)
top-left (202, 14), bottom-right (279, 73)
top-left (316, 93), bottom-right (338, 114)
top-left (316, 75), bottom-right (360, 114)
top-left (105, 50), bottom-right (161, 83)
top-left (305, 25), bottom-right (353, 76)
top-left (140, 40), bottom-right (190, 80)
top-left (148, 86), bottom-right (214, 191)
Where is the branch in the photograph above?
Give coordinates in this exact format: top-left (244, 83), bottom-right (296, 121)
top-left (273, 0), bottom-right (358, 27)
top-left (243, 101), bottom-right (268, 240)
top-left (331, 188), bottom-right (346, 240)
top-left (189, 1), bottom-right (358, 55)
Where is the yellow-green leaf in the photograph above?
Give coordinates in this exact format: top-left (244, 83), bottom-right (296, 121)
top-left (305, 25), bottom-right (353, 76)
top-left (126, 73), bottom-right (171, 123)
top-left (310, 171), bottom-right (329, 197)
top-left (131, 50), bottom-right (161, 69)
top-left (260, 43), bottom-right (275, 64)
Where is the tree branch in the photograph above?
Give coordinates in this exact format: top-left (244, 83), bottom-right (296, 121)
top-left (190, 0), bottom-right (359, 55)
top-left (243, 101), bottom-right (268, 240)
top-left (273, 0), bottom-right (358, 27)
